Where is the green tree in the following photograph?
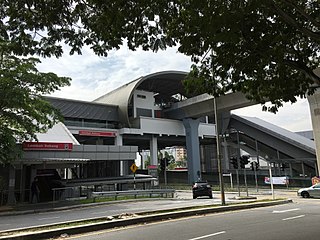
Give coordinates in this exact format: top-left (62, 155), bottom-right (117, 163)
top-left (3, 1), bottom-right (318, 113)
top-left (0, 45), bottom-right (70, 163)
top-left (169, 0), bottom-right (320, 112)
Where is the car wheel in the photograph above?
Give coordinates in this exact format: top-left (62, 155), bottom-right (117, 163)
top-left (301, 191), bottom-right (309, 198)
top-left (193, 195), bottom-right (197, 199)
top-left (209, 194), bottom-right (213, 199)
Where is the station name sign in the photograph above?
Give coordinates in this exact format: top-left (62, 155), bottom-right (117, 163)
top-left (22, 142), bottom-right (73, 151)
top-left (79, 130), bottom-right (117, 137)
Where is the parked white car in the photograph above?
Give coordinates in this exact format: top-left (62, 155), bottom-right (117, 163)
top-left (297, 183), bottom-right (320, 198)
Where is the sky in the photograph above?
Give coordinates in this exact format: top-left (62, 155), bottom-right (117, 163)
top-left (37, 45), bottom-right (313, 133)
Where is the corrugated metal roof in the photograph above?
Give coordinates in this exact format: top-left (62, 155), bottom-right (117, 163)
top-left (46, 96), bottom-right (119, 121)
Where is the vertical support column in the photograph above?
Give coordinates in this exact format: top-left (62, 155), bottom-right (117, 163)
top-left (307, 89), bottom-right (320, 175)
top-left (289, 163), bottom-right (293, 177)
top-left (7, 165), bottom-right (16, 205)
top-left (19, 164), bottom-right (26, 203)
top-left (150, 135), bottom-right (158, 166)
top-left (301, 162), bottom-right (305, 178)
top-left (115, 134), bottom-right (127, 176)
top-left (183, 118), bottom-right (201, 184)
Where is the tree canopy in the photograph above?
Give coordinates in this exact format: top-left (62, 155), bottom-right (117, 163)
top-left (1, 0), bottom-right (319, 162)
top-left (2, 1), bottom-right (319, 111)
top-left (169, 0), bottom-right (320, 112)
top-left (0, 48), bottom-right (70, 163)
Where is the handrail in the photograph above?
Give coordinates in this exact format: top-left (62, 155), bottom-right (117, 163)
top-left (91, 189), bottom-right (175, 200)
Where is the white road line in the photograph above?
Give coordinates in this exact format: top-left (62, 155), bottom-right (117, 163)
top-left (272, 208), bottom-right (300, 213)
top-left (188, 231), bottom-right (226, 240)
top-left (282, 215), bottom-right (305, 221)
top-left (38, 216), bottom-right (60, 221)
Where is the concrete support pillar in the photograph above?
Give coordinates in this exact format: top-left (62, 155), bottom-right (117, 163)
top-left (183, 118), bottom-right (201, 184)
top-left (19, 164), bottom-right (26, 203)
top-left (7, 165), bottom-right (16, 205)
top-left (302, 162), bottom-right (305, 178)
top-left (307, 89), bottom-right (320, 176)
top-left (150, 135), bottom-right (158, 166)
top-left (115, 134), bottom-right (127, 176)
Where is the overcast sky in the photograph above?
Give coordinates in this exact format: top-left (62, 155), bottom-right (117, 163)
top-left (37, 45), bottom-right (313, 133)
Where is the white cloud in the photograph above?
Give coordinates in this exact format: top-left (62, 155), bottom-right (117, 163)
top-left (38, 45), bottom-right (191, 101)
top-left (232, 98), bottom-right (312, 132)
top-left (37, 45), bottom-right (313, 132)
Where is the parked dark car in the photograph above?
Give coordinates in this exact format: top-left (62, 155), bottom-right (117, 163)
top-left (192, 180), bottom-right (213, 199)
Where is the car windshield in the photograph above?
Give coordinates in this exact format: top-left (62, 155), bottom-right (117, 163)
top-left (195, 181), bottom-right (208, 185)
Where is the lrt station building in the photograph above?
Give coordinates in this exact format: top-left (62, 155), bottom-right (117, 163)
top-left (3, 71), bottom-right (318, 204)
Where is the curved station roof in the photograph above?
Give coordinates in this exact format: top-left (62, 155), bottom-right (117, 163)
top-left (94, 71), bottom-right (192, 127)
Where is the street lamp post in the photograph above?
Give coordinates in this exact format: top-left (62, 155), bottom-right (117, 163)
top-left (214, 97), bottom-right (226, 205)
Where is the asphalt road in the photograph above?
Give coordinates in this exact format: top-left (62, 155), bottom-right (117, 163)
top-left (65, 199), bottom-right (320, 240)
top-left (0, 190), bottom-right (300, 232)
top-left (0, 197), bottom-right (230, 231)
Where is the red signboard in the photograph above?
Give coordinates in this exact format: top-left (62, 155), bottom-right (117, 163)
top-left (22, 142), bottom-right (73, 151)
top-left (147, 165), bottom-right (158, 169)
top-left (79, 130), bottom-right (117, 137)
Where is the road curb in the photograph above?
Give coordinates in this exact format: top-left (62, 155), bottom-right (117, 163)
top-left (0, 198), bottom-right (165, 217)
top-left (0, 199), bottom-right (292, 240)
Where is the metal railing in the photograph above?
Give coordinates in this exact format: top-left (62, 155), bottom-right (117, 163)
top-left (91, 189), bottom-right (176, 201)
top-left (0, 189), bottom-right (30, 206)
top-left (52, 186), bottom-right (90, 202)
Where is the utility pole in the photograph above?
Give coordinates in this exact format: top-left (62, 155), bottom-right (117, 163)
top-left (214, 97), bottom-right (226, 205)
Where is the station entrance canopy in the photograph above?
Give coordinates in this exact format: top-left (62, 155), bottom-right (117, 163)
top-left (18, 122), bottom-right (137, 165)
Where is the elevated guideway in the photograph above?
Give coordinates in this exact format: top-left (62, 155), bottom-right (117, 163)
top-left (163, 92), bottom-right (254, 120)
top-left (163, 92), bottom-right (256, 120)
top-left (161, 88), bottom-right (316, 176)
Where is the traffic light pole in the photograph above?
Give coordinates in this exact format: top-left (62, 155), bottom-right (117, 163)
top-left (254, 164), bottom-right (259, 192)
top-left (236, 169), bottom-right (240, 197)
top-left (244, 168), bottom-right (248, 197)
top-left (236, 130), bottom-right (241, 197)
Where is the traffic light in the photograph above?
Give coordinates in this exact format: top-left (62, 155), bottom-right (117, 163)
top-left (251, 161), bottom-right (259, 171)
top-left (255, 161), bottom-right (259, 170)
top-left (240, 155), bottom-right (250, 168)
top-left (230, 156), bottom-right (238, 169)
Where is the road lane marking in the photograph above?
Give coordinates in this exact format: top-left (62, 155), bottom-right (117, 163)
top-left (272, 208), bottom-right (300, 213)
top-left (38, 216), bottom-right (60, 221)
top-left (188, 231), bottom-right (226, 240)
top-left (282, 215), bottom-right (305, 221)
